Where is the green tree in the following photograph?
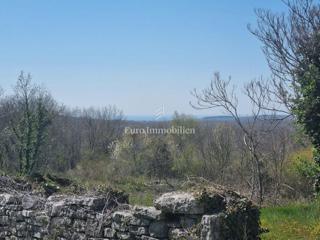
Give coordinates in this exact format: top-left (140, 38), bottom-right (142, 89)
top-left (294, 65), bottom-right (320, 192)
top-left (294, 65), bottom-right (320, 160)
top-left (9, 72), bottom-right (57, 175)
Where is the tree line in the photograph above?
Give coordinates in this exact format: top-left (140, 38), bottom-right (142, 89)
top-left (1, 0), bottom-right (320, 204)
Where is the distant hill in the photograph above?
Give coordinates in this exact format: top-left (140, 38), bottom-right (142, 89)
top-left (125, 115), bottom-right (290, 122)
top-left (201, 115), bottom-right (291, 122)
top-left (125, 115), bottom-right (238, 122)
top-left (201, 115), bottom-right (236, 121)
top-left (125, 115), bottom-right (172, 121)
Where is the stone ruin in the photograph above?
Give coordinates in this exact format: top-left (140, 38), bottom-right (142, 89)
top-left (0, 176), bottom-right (260, 240)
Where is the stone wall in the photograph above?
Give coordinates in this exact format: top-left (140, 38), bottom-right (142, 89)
top-left (0, 189), bottom-right (260, 240)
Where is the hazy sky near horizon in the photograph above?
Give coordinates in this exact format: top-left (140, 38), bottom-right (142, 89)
top-left (0, 0), bottom-right (288, 116)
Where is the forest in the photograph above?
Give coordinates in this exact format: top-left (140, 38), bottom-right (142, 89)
top-left (0, 75), bottom-right (315, 206)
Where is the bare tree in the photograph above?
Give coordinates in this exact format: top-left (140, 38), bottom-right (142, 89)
top-left (191, 73), bottom-right (282, 204)
top-left (248, 0), bottom-right (320, 111)
top-left (82, 106), bottom-right (123, 154)
top-left (249, 0), bottom-right (320, 192)
top-left (267, 125), bottom-right (292, 202)
top-left (197, 123), bottom-right (234, 183)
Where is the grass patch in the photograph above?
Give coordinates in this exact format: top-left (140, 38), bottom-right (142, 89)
top-left (261, 199), bottom-right (320, 240)
top-left (67, 172), bottom-right (174, 206)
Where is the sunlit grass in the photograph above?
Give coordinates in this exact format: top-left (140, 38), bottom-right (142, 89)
top-left (261, 199), bottom-right (320, 240)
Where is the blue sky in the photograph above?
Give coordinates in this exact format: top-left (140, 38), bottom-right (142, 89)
top-left (0, 0), bottom-right (287, 117)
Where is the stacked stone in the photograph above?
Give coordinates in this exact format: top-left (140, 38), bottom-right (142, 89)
top-left (106, 207), bottom-right (163, 239)
top-left (0, 193), bottom-right (48, 240)
top-left (0, 190), bottom-right (260, 240)
top-left (99, 192), bottom-right (216, 239)
top-left (45, 195), bottom-right (113, 240)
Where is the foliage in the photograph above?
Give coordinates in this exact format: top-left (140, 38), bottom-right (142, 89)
top-left (292, 64), bottom-right (320, 195)
top-left (291, 149), bottom-right (320, 180)
top-left (285, 148), bottom-right (320, 198)
top-left (294, 65), bottom-right (320, 166)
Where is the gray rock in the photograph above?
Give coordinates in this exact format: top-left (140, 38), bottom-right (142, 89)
top-left (48, 200), bottom-right (65, 217)
top-left (201, 214), bottom-right (224, 240)
top-left (154, 192), bottom-right (204, 214)
top-left (85, 218), bottom-right (101, 237)
top-left (0, 193), bottom-right (21, 205)
top-left (141, 236), bottom-right (163, 240)
top-left (112, 210), bottom-right (134, 223)
top-left (130, 216), bottom-right (150, 226)
top-left (33, 231), bottom-right (42, 239)
top-left (0, 215), bottom-right (9, 226)
top-left (104, 227), bottom-right (116, 238)
top-left (116, 231), bottom-right (132, 239)
top-left (70, 196), bottom-right (107, 211)
top-left (133, 206), bottom-right (164, 220)
top-left (21, 210), bottom-right (33, 217)
top-left (49, 216), bottom-right (72, 227)
top-left (73, 219), bottom-right (86, 232)
top-left (169, 228), bottom-right (192, 240)
top-left (129, 225), bottom-right (148, 235)
top-left (33, 212), bottom-right (49, 226)
top-left (21, 195), bottom-right (44, 210)
top-left (71, 232), bottom-right (86, 240)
